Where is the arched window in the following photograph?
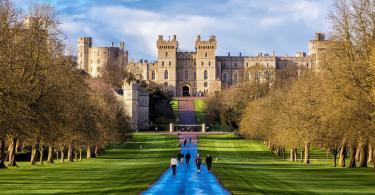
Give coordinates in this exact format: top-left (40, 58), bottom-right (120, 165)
top-left (194, 72), bottom-right (196, 80)
top-left (164, 70), bottom-right (169, 80)
top-left (165, 52), bottom-right (168, 57)
top-left (152, 71), bottom-right (156, 80)
top-left (223, 73), bottom-right (227, 82)
top-left (169, 61), bottom-right (171, 66)
top-left (204, 70), bottom-right (208, 80)
top-left (201, 61), bottom-right (204, 66)
top-left (205, 52), bottom-right (207, 58)
top-left (185, 70), bottom-right (188, 80)
top-left (233, 71), bottom-right (238, 84)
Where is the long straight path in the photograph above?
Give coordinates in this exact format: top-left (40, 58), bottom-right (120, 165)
top-left (177, 97), bottom-right (197, 124)
top-left (142, 132), bottom-right (230, 195)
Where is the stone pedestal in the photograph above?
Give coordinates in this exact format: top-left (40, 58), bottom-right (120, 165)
top-left (170, 123), bottom-right (174, 132)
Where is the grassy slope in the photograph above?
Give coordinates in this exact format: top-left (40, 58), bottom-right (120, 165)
top-left (171, 99), bottom-right (179, 117)
top-left (199, 134), bottom-right (375, 195)
top-left (194, 98), bottom-right (206, 123)
top-left (0, 133), bottom-right (178, 194)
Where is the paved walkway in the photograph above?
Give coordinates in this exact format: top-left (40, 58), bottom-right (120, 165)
top-left (177, 97), bottom-right (197, 124)
top-left (142, 132), bottom-right (230, 195)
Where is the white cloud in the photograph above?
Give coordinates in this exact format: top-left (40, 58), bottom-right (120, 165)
top-left (57, 0), bottom-right (332, 59)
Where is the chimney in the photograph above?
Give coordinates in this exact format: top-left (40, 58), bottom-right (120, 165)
top-left (239, 52), bottom-right (242, 57)
top-left (210, 35), bottom-right (216, 41)
top-left (197, 35), bottom-right (201, 41)
top-left (111, 42), bottom-right (114, 47)
top-left (173, 35), bottom-right (176, 40)
top-left (228, 52), bottom-right (230, 56)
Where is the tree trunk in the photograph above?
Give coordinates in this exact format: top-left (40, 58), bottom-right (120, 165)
top-left (47, 145), bottom-right (54, 163)
top-left (67, 145), bottom-right (73, 162)
top-left (293, 149), bottom-right (297, 162)
top-left (74, 148), bottom-right (78, 161)
top-left (95, 145), bottom-right (99, 158)
top-left (79, 147), bottom-right (82, 161)
top-left (358, 142), bottom-right (368, 167)
top-left (304, 143), bottom-right (310, 164)
top-left (60, 147), bottom-right (65, 163)
top-left (339, 142), bottom-right (347, 167)
top-left (55, 150), bottom-right (59, 160)
top-left (86, 146), bottom-right (91, 159)
top-left (0, 138), bottom-right (6, 168)
top-left (330, 148), bottom-right (338, 167)
top-left (355, 143), bottom-right (361, 162)
top-left (349, 144), bottom-right (357, 168)
top-left (368, 143), bottom-right (373, 163)
top-left (30, 142), bottom-right (38, 165)
top-left (289, 149), bottom-right (294, 161)
top-left (300, 148), bottom-right (304, 163)
top-left (39, 145), bottom-right (44, 165)
top-left (15, 139), bottom-right (19, 153)
top-left (7, 135), bottom-right (17, 167)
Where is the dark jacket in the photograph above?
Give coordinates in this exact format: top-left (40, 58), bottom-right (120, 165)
top-left (205, 156), bottom-right (212, 164)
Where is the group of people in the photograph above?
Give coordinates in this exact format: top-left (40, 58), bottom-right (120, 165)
top-left (170, 152), bottom-right (212, 176)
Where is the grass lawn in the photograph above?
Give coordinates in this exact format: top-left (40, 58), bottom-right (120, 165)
top-left (198, 134), bottom-right (375, 195)
top-left (194, 98), bottom-right (206, 123)
top-left (171, 99), bottom-right (179, 117)
top-left (0, 133), bottom-right (178, 194)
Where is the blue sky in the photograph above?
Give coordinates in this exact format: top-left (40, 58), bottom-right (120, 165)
top-left (15, 0), bottom-right (332, 60)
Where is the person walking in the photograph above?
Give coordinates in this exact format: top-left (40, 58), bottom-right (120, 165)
top-left (189, 138), bottom-right (192, 144)
top-left (171, 156), bottom-right (178, 176)
top-left (180, 153), bottom-right (184, 164)
top-left (185, 152), bottom-right (191, 165)
top-left (205, 154), bottom-right (213, 172)
top-left (183, 139), bottom-right (187, 147)
top-left (177, 152), bottom-right (181, 162)
top-left (195, 153), bottom-right (202, 172)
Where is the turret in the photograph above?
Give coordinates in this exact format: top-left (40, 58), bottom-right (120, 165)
top-left (77, 37), bottom-right (92, 71)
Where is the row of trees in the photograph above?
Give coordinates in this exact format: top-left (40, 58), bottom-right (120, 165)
top-left (0, 1), bottom-right (130, 168)
top-left (240, 0), bottom-right (375, 168)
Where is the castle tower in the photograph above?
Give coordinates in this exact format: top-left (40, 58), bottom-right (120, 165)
top-left (77, 37), bottom-right (92, 71)
top-left (195, 35), bottom-right (218, 95)
top-left (123, 81), bottom-right (139, 130)
top-left (156, 35), bottom-right (178, 96)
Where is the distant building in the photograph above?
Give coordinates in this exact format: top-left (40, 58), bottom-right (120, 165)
top-left (77, 37), bottom-right (128, 78)
top-left (126, 33), bottom-right (328, 97)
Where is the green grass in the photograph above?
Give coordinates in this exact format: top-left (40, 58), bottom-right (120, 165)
top-left (0, 133), bottom-right (178, 194)
top-left (171, 99), bottom-right (179, 117)
top-left (194, 98), bottom-right (207, 123)
top-left (198, 134), bottom-right (375, 195)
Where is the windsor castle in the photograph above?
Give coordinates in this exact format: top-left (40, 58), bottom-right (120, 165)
top-left (77, 33), bottom-right (329, 129)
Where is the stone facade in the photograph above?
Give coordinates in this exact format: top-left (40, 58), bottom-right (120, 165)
top-left (77, 37), bottom-right (128, 78)
top-left (77, 38), bottom-right (148, 131)
top-left (127, 33), bottom-right (327, 96)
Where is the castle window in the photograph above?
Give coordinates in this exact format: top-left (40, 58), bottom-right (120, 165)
top-left (209, 61), bottom-right (211, 66)
top-left (194, 72), bottom-right (196, 80)
top-left (164, 70), bottom-right (169, 80)
top-left (267, 63), bottom-right (269, 67)
top-left (306, 63), bottom-right (309, 68)
top-left (205, 52), bottom-right (207, 58)
top-left (185, 71), bottom-right (188, 80)
top-left (97, 52), bottom-right (99, 56)
top-left (162, 61), bottom-right (164, 66)
top-left (97, 59), bottom-right (100, 64)
top-left (169, 61), bottom-right (171, 66)
top-left (152, 71), bottom-right (156, 80)
top-left (201, 61), bottom-right (204, 66)
top-left (204, 70), bottom-right (208, 80)
top-left (204, 82), bottom-right (208, 88)
top-left (165, 52), bottom-right (168, 57)
top-left (235, 63), bottom-right (237, 67)
top-left (80, 53), bottom-right (82, 57)
top-left (223, 73), bottom-right (227, 82)
top-left (246, 62), bottom-right (248, 67)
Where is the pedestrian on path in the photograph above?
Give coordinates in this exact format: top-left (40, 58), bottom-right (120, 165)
top-left (171, 156), bottom-right (178, 176)
top-left (180, 153), bottom-right (184, 164)
top-left (195, 154), bottom-right (202, 172)
top-left (184, 139), bottom-right (187, 147)
top-left (189, 138), bottom-right (192, 144)
top-left (185, 152), bottom-right (191, 165)
top-left (177, 152), bottom-right (182, 162)
top-left (205, 154), bottom-right (213, 172)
